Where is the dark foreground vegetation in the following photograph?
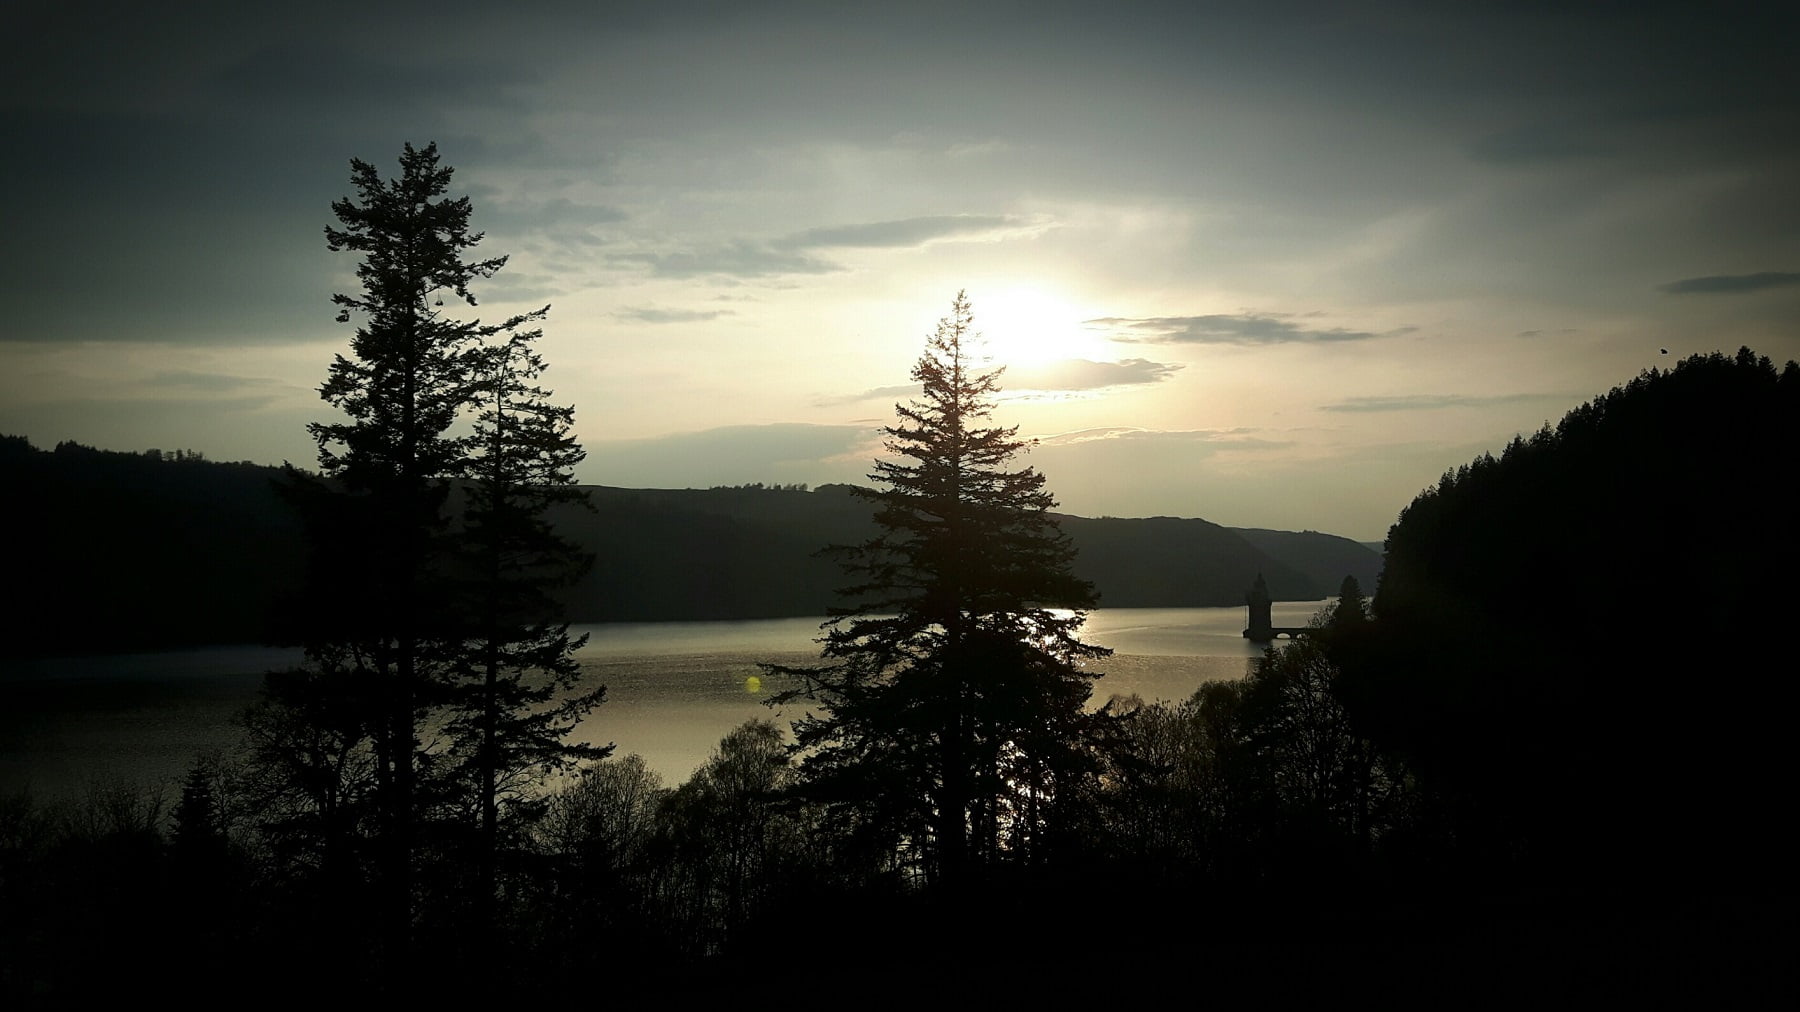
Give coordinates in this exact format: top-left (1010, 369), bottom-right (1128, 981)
top-left (2, 144), bottom-right (1789, 1005)
top-left (5, 354), bottom-right (1791, 1007)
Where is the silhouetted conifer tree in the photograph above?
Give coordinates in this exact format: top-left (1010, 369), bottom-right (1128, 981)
top-left (170, 758), bottom-right (229, 867)
top-left (275, 142), bottom-right (601, 973)
top-left (445, 325), bottom-right (609, 929)
top-left (768, 291), bottom-right (1110, 885)
top-left (1329, 574), bottom-right (1368, 629)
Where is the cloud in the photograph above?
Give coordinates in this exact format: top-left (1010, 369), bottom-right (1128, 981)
top-left (1656, 271), bottom-right (1800, 295)
top-left (774, 214), bottom-right (1043, 249)
top-left (816, 357), bottom-right (1180, 406)
top-left (1036, 426), bottom-right (1287, 450)
top-left (212, 43), bottom-right (531, 116)
top-left (1003, 358), bottom-right (1182, 391)
top-left (812, 383), bottom-right (921, 408)
top-left (613, 306), bottom-right (735, 324)
top-left (1320, 393), bottom-right (1569, 413)
top-left (476, 271), bottom-right (566, 304)
top-left (1089, 313), bottom-right (1396, 345)
top-left (608, 240), bottom-right (843, 279)
top-left (609, 214), bottom-right (1041, 283)
top-left (485, 197), bottom-right (627, 253)
top-left (492, 197), bottom-right (626, 230)
top-left (1468, 121), bottom-right (1606, 164)
top-left (141, 371), bottom-right (277, 393)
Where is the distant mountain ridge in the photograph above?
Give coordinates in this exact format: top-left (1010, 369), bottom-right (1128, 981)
top-left (562, 484), bottom-right (1379, 621)
top-left (0, 438), bottom-right (1379, 656)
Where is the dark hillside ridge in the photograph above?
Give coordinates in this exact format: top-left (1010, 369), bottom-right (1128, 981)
top-left (1356, 348), bottom-right (1799, 900)
top-left (1230, 527), bottom-right (1383, 599)
top-left (546, 485), bottom-right (1374, 618)
top-left (0, 441), bottom-right (1376, 655)
top-left (549, 484), bottom-right (874, 622)
top-left (1059, 515), bottom-right (1316, 606)
top-left (1, 437), bottom-right (306, 658)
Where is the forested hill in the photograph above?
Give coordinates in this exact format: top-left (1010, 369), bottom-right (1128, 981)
top-left (560, 484), bottom-right (1379, 620)
top-left (0, 437), bottom-right (1378, 655)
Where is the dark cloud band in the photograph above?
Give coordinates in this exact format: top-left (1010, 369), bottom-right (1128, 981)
top-left (608, 241), bottom-right (843, 279)
top-left (818, 356), bottom-right (1180, 405)
top-left (775, 214), bottom-right (1038, 249)
top-left (1320, 393), bottom-right (1568, 413)
top-left (1656, 272), bottom-right (1800, 295)
top-left (1089, 313), bottom-right (1391, 345)
top-left (1037, 426), bottom-right (1281, 449)
top-left (1004, 358), bottom-right (1182, 391)
top-left (613, 307), bottom-right (735, 324)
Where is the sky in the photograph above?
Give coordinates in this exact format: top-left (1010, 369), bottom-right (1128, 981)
top-left (3, 0), bottom-right (1795, 543)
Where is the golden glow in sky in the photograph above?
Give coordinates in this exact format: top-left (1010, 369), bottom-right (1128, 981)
top-left (970, 285), bottom-right (1107, 374)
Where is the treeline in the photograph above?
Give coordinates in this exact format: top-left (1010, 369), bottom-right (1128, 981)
top-left (1, 435), bottom-right (307, 652)
top-left (0, 441), bottom-right (1377, 655)
top-left (1340, 347), bottom-right (1800, 901)
top-left (708, 481), bottom-right (811, 491)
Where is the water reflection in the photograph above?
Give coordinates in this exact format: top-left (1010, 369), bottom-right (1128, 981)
top-left (1, 603), bottom-right (1327, 802)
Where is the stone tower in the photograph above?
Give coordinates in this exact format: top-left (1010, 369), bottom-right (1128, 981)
top-left (1243, 573), bottom-right (1273, 641)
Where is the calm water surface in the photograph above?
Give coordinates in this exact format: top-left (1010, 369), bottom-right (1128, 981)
top-left (0, 602), bottom-right (1328, 801)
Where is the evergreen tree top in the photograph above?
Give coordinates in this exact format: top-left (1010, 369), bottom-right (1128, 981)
top-left (310, 142), bottom-right (551, 490)
top-left (325, 141), bottom-right (507, 323)
top-left (876, 290), bottom-right (1038, 492)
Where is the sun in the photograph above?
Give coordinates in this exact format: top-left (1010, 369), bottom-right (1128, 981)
top-left (969, 285), bottom-right (1103, 371)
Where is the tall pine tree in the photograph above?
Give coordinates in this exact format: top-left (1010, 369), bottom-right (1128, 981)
top-left (299, 142), bottom-right (498, 939)
top-left (769, 291), bottom-right (1110, 885)
top-left (447, 325), bottom-right (610, 923)
top-left (276, 142), bottom-right (601, 973)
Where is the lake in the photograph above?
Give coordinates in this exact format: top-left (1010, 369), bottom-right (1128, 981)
top-left (0, 602), bottom-right (1328, 802)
